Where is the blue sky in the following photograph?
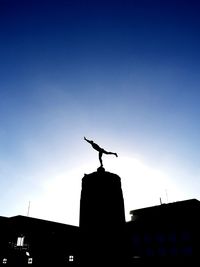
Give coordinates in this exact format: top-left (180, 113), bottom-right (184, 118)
top-left (0, 0), bottom-right (200, 225)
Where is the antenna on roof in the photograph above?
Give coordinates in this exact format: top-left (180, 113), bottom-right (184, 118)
top-left (27, 201), bottom-right (31, 217)
top-left (165, 189), bottom-right (169, 203)
top-left (159, 197), bottom-right (162, 205)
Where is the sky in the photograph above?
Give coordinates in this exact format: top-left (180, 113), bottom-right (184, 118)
top-left (0, 0), bottom-right (200, 226)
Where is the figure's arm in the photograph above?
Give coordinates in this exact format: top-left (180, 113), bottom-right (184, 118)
top-left (84, 136), bottom-right (92, 144)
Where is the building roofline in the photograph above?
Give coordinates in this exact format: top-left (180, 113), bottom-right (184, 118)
top-left (5, 215), bottom-right (79, 228)
top-left (129, 198), bottom-right (200, 215)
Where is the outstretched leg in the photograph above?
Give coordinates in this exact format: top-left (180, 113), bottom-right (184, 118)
top-left (103, 150), bottom-right (118, 157)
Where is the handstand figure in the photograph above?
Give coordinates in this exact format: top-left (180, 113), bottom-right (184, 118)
top-left (84, 137), bottom-right (118, 167)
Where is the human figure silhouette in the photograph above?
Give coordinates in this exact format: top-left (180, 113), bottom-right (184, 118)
top-left (84, 137), bottom-right (118, 167)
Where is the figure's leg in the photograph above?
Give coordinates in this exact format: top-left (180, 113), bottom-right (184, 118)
top-left (99, 152), bottom-right (103, 167)
top-left (102, 149), bottom-right (110, 155)
top-left (103, 150), bottom-right (118, 157)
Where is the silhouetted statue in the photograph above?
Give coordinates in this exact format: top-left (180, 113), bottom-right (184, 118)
top-left (84, 137), bottom-right (118, 167)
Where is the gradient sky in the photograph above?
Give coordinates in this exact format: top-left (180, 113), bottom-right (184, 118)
top-left (1, 0), bottom-right (200, 226)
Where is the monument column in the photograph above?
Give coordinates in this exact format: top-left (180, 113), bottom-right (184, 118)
top-left (79, 167), bottom-right (127, 265)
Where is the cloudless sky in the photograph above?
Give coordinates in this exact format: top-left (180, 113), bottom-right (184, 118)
top-left (0, 0), bottom-right (200, 225)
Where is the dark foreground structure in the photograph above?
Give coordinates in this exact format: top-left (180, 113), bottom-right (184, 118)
top-left (0, 168), bottom-right (200, 266)
top-left (79, 167), bottom-right (129, 265)
top-left (0, 215), bottom-right (80, 266)
top-left (127, 198), bottom-right (200, 266)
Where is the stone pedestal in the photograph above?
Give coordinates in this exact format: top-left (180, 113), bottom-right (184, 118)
top-left (79, 167), bottom-right (127, 265)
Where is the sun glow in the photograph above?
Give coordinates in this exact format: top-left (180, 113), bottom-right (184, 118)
top-left (29, 155), bottom-right (183, 225)
top-left (105, 155), bottom-right (184, 221)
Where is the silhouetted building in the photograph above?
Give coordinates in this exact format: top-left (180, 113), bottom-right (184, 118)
top-left (1, 176), bottom-right (200, 266)
top-left (0, 215), bottom-right (80, 266)
top-left (127, 198), bottom-right (200, 266)
top-left (79, 167), bottom-right (128, 265)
